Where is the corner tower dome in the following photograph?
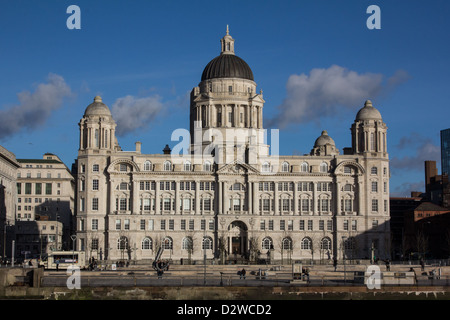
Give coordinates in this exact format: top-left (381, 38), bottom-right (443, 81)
top-left (355, 100), bottom-right (382, 121)
top-left (314, 130), bottom-right (336, 148)
top-left (84, 96), bottom-right (112, 117)
top-left (201, 26), bottom-right (254, 81)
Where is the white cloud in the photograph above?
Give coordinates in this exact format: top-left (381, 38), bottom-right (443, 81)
top-left (391, 134), bottom-right (440, 171)
top-left (268, 65), bottom-right (409, 128)
top-left (111, 95), bottom-right (164, 136)
top-left (0, 73), bottom-right (72, 140)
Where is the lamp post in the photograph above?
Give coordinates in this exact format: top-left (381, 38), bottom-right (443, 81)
top-left (71, 235), bottom-right (77, 266)
top-left (3, 219), bottom-right (9, 261)
top-left (55, 215), bottom-right (60, 251)
top-left (342, 236), bottom-right (347, 284)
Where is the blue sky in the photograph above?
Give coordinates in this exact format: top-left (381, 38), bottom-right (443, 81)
top-left (1, 0), bottom-right (449, 196)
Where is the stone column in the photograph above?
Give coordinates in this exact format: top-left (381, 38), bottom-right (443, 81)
top-left (195, 180), bottom-right (200, 215)
top-left (274, 182), bottom-right (278, 214)
top-left (293, 182), bottom-right (298, 214)
top-left (155, 179), bottom-right (160, 213)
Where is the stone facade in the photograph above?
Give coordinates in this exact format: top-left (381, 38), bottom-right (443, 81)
top-left (75, 29), bottom-right (391, 264)
top-left (0, 145), bottom-right (20, 258)
top-left (16, 153), bottom-right (75, 254)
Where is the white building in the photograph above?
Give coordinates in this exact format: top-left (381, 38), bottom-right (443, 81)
top-left (16, 153), bottom-right (74, 256)
top-left (75, 29), bottom-right (390, 264)
top-left (0, 145), bottom-right (20, 259)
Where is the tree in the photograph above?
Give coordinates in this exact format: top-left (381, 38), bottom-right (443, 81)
top-left (415, 228), bottom-right (428, 259)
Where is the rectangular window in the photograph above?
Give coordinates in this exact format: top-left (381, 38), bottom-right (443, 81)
top-left (92, 198), bottom-right (98, 211)
top-left (384, 200), bottom-right (388, 212)
top-left (301, 199), bottom-right (309, 212)
top-left (209, 219), bottom-right (214, 231)
top-left (372, 181), bottom-right (378, 192)
top-left (160, 220), bottom-right (166, 230)
top-left (93, 164), bottom-right (99, 172)
top-left (282, 199), bottom-right (290, 211)
top-left (181, 219), bottom-right (186, 230)
top-left (93, 179), bottom-right (99, 190)
top-left (201, 219), bottom-right (206, 231)
top-left (263, 199), bottom-right (270, 211)
top-left (327, 220), bottom-right (333, 231)
top-left (45, 183), bottom-right (52, 195)
top-left (189, 219), bottom-right (194, 231)
top-left (148, 219), bottom-right (154, 231)
top-left (352, 220), bottom-right (357, 231)
top-left (92, 219), bottom-right (98, 230)
top-left (321, 199), bottom-right (329, 212)
top-left (120, 198), bottom-right (127, 211)
top-left (344, 199), bottom-right (352, 212)
top-left (280, 220), bottom-right (285, 231)
top-left (268, 220), bottom-right (274, 231)
top-left (307, 220), bottom-right (313, 231)
top-left (300, 220), bottom-right (305, 231)
top-left (164, 198), bottom-right (171, 211)
top-left (80, 198), bottom-right (85, 212)
top-left (25, 183), bottom-right (32, 195)
top-left (372, 199), bottom-right (378, 212)
top-left (343, 220), bottom-right (349, 231)
top-left (140, 219), bottom-right (145, 230)
top-left (169, 219), bottom-right (174, 230)
top-left (372, 220), bottom-right (378, 228)
top-left (319, 220), bottom-right (324, 231)
top-left (143, 198), bottom-right (151, 211)
top-left (288, 220), bottom-right (293, 231)
top-left (35, 183), bottom-right (42, 195)
top-left (17, 183), bottom-right (21, 195)
top-left (115, 219), bottom-right (121, 230)
top-left (260, 220), bottom-right (266, 230)
top-left (204, 198), bottom-right (211, 211)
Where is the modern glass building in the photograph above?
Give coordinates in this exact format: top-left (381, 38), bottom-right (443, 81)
top-left (441, 128), bottom-right (450, 175)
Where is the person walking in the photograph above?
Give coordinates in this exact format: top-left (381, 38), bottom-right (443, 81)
top-left (333, 258), bottom-right (338, 272)
top-left (420, 258), bottom-right (425, 271)
top-left (385, 259), bottom-right (390, 271)
top-left (241, 268), bottom-right (246, 279)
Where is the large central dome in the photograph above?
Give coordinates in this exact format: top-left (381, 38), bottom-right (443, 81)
top-left (201, 54), bottom-right (254, 81)
top-left (201, 26), bottom-right (254, 82)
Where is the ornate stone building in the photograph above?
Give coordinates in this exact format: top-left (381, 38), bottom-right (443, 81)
top-left (75, 29), bottom-right (390, 264)
top-left (0, 145), bottom-right (20, 259)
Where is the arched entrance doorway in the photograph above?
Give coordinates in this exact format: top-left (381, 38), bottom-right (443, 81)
top-left (228, 221), bottom-right (248, 258)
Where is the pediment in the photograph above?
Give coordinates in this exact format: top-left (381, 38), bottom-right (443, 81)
top-left (216, 160), bottom-right (258, 174)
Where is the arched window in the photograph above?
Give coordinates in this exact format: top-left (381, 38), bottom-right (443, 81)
top-left (282, 237), bottom-right (293, 250)
top-left (144, 161), bottom-right (152, 171)
top-left (301, 237), bottom-right (312, 250)
top-left (202, 237), bottom-right (213, 250)
top-left (321, 237), bottom-right (332, 251)
top-left (162, 237), bottom-right (173, 250)
top-left (182, 237), bottom-right (193, 250)
top-left (301, 162), bottom-right (309, 173)
top-left (203, 161), bottom-right (211, 172)
top-left (262, 162), bottom-right (271, 173)
top-left (142, 237), bottom-right (152, 250)
top-left (281, 162), bottom-right (290, 173)
top-left (184, 161), bottom-right (192, 172)
top-left (262, 237), bottom-right (272, 250)
top-left (163, 161), bottom-right (172, 171)
top-left (320, 162), bottom-right (328, 173)
top-left (117, 236), bottom-right (128, 250)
